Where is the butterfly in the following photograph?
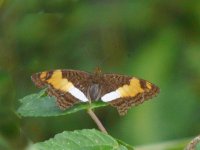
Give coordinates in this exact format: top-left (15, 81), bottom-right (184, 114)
top-left (31, 69), bottom-right (159, 115)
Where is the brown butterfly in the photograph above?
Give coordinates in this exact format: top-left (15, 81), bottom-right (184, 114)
top-left (31, 69), bottom-right (159, 115)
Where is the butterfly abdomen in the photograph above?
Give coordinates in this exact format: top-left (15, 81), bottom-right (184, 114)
top-left (87, 84), bottom-right (102, 101)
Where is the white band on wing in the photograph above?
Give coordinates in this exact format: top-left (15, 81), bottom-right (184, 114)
top-left (68, 86), bottom-right (88, 102)
top-left (101, 91), bottom-right (121, 102)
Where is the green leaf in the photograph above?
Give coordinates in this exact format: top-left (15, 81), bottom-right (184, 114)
top-left (0, 134), bottom-right (12, 150)
top-left (196, 141), bottom-right (200, 150)
top-left (17, 90), bottom-right (108, 117)
top-left (30, 129), bottom-right (133, 150)
top-left (116, 139), bottom-right (134, 150)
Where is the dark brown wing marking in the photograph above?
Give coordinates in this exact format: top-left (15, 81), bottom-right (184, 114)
top-left (47, 87), bottom-right (79, 109)
top-left (100, 74), bottom-right (132, 96)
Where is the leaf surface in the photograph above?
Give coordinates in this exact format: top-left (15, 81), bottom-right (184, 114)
top-left (17, 90), bottom-right (108, 117)
top-left (31, 129), bottom-right (133, 150)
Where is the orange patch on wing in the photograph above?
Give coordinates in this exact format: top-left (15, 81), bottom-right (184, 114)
top-left (47, 70), bottom-right (73, 91)
top-left (146, 82), bottom-right (152, 89)
top-left (117, 78), bottom-right (144, 97)
top-left (40, 71), bottom-right (47, 81)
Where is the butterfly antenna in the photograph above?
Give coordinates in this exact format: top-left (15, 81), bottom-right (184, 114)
top-left (82, 44), bottom-right (114, 70)
top-left (94, 50), bottom-right (114, 74)
top-left (94, 66), bottom-right (102, 75)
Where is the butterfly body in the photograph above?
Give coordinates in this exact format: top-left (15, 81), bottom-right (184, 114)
top-left (31, 69), bottom-right (159, 115)
top-left (87, 83), bottom-right (102, 101)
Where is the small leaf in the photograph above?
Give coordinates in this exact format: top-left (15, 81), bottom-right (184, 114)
top-left (116, 139), bottom-right (134, 150)
top-left (19, 89), bottom-right (46, 103)
top-left (30, 129), bottom-right (132, 150)
top-left (17, 90), bottom-right (108, 117)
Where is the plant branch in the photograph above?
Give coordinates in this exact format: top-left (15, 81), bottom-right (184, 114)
top-left (87, 108), bottom-right (108, 134)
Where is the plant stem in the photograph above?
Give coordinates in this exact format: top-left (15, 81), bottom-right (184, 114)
top-left (87, 108), bottom-right (108, 134)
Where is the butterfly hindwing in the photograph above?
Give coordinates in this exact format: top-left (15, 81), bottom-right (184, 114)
top-left (31, 69), bottom-right (90, 109)
top-left (47, 87), bottom-right (79, 109)
top-left (101, 74), bottom-right (159, 115)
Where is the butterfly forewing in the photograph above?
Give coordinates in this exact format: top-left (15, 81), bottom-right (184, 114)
top-left (31, 69), bottom-right (90, 109)
top-left (101, 74), bottom-right (159, 115)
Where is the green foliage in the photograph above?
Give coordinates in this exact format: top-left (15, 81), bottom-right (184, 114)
top-left (1, 0), bottom-right (200, 149)
top-left (17, 89), bottom-right (108, 117)
top-left (29, 129), bottom-right (133, 150)
top-left (17, 90), bottom-right (134, 150)
top-left (196, 142), bottom-right (200, 150)
top-left (0, 135), bottom-right (11, 150)
top-left (135, 138), bottom-right (191, 150)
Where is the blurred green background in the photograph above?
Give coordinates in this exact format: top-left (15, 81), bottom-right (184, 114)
top-left (0, 0), bottom-right (200, 149)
